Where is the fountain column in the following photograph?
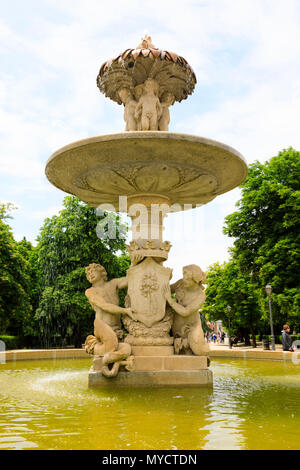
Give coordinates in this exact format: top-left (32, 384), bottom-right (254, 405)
top-left (127, 194), bottom-right (170, 242)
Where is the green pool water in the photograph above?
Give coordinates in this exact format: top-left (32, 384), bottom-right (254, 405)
top-left (0, 357), bottom-right (299, 450)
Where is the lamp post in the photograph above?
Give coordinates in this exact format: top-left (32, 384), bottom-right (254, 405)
top-left (227, 305), bottom-right (232, 349)
top-left (265, 284), bottom-right (276, 351)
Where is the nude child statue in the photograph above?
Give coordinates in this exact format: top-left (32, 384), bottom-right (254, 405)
top-left (118, 88), bottom-right (137, 131)
top-left (164, 264), bottom-right (210, 356)
top-left (134, 78), bottom-right (162, 131)
top-left (158, 91), bottom-right (175, 131)
top-left (134, 84), bottom-right (144, 130)
top-left (84, 263), bottom-right (134, 377)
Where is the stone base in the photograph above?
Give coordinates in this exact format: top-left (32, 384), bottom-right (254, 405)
top-left (88, 354), bottom-right (212, 387)
top-left (133, 354), bottom-right (208, 371)
top-left (132, 345), bottom-right (174, 356)
top-left (88, 368), bottom-right (213, 387)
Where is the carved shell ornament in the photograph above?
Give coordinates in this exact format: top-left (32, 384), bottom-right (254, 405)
top-left (97, 35), bottom-right (196, 105)
top-left (74, 162), bottom-right (218, 203)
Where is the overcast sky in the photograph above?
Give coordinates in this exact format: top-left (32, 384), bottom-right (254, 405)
top-left (1, 0), bottom-right (299, 280)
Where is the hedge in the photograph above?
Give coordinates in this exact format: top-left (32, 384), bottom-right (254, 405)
top-left (0, 335), bottom-right (21, 350)
top-left (263, 334), bottom-right (300, 344)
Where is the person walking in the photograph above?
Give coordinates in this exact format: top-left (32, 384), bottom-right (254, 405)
top-left (281, 324), bottom-right (293, 352)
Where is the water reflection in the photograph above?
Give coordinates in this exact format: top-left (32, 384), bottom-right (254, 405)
top-left (0, 358), bottom-right (299, 449)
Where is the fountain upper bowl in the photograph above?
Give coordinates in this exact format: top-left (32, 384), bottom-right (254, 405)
top-left (45, 132), bottom-right (247, 211)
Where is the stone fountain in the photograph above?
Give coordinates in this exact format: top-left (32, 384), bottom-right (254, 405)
top-left (46, 35), bottom-right (247, 387)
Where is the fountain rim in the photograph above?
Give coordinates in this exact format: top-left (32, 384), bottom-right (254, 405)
top-left (47, 131), bottom-right (247, 168)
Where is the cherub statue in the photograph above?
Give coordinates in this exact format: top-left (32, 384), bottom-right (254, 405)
top-left (164, 264), bottom-right (210, 356)
top-left (118, 88), bottom-right (137, 131)
top-left (134, 78), bottom-right (162, 131)
top-left (84, 263), bottom-right (134, 377)
top-left (158, 91), bottom-right (175, 131)
top-left (134, 84), bottom-right (144, 130)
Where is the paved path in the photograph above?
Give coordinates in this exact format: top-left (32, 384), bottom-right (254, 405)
top-left (208, 341), bottom-right (298, 361)
top-left (208, 341), bottom-right (283, 351)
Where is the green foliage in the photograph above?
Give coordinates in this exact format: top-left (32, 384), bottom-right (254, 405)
top-left (0, 202), bottom-right (17, 221)
top-left (203, 148), bottom-right (300, 343)
top-left (0, 219), bottom-right (32, 337)
top-left (291, 335), bottom-right (300, 342)
top-left (223, 148), bottom-right (300, 332)
top-left (35, 196), bottom-right (130, 348)
top-left (0, 335), bottom-right (21, 350)
top-left (202, 259), bottom-right (261, 343)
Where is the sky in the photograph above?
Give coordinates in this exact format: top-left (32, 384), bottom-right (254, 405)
top-left (0, 0), bottom-right (300, 280)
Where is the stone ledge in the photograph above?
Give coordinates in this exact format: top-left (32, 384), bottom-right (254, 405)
top-left (133, 355), bottom-right (208, 371)
top-left (209, 349), bottom-right (295, 361)
top-left (88, 368), bottom-right (213, 387)
top-left (132, 345), bottom-right (174, 356)
top-left (2, 349), bottom-right (89, 362)
top-left (1, 348), bottom-right (296, 362)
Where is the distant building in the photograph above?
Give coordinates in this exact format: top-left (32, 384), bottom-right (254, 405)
top-left (207, 320), bottom-right (223, 334)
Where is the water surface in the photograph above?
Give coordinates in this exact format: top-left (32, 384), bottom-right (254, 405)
top-left (0, 357), bottom-right (299, 450)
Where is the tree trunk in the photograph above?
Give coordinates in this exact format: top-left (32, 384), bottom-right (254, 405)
top-left (249, 322), bottom-right (256, 348)
top-left (74, 325), bottom-right (83, 349)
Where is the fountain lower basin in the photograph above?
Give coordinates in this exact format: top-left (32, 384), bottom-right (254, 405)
top-left (1, 357), bottom-right (299, 450)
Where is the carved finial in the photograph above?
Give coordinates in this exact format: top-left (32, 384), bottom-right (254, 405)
top-left (137, 34), bottom-right (156, 50)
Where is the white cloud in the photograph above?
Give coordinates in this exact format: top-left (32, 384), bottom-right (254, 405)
top-left (29, 205), bottom-right (63, 220)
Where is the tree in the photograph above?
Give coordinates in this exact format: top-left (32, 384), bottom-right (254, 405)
top-left (223, 148), bottom-right (300, 332)
top-left (35, 196), bottom-right (130, 348)
top-left (16, 238), bottom-right (40, 340)
top-left (202, 259), bottom-right (261, 346)
top-left (0, 207), bottom-right (32, 337)
top-left (0, 202), bottom-right (17, 221)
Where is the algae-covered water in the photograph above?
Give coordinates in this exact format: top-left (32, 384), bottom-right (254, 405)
top-left (0, 357), bottom-right (299, 450)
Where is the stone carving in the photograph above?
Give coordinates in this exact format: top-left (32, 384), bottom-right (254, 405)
top-left (123, 308), bottom-right (174, 346)
top-left (83, 263), bottom-right (133, 377)
top-left (84, 319), bottom-right (133, 377)
top-left (97, 35), bottom-right (197, 105)
top-left (158, 91), bottom-right (175, 131)
top-left (72, 161), bottom-right (218, 207)
top-left (134, 78), bottom-right (162, 131)
top-left (140, 273), bottom-right (159, 297)
top-left (118, 88), bottom-right (137, 131)
top-left (134, 83), bottom-right (144, 101)
top-left (116, 76), bottom-right (176, 132)
top-left (96, 36), bottom-right (197, 131)
top-left (126, 257), bottom-right (173, 328)
top-left (127, 239), bottom-right (172, 265)
top-left (136, 35), bottom-right (156, 50)
top-left (165, 264), bottom-right (210, 356)
top-left (45, 34), bottom-right (248, 387)
top-left (134, 84), bottom-right (144, 130)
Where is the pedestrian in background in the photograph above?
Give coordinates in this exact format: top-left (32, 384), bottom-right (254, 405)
top-left (281, 324), bottom-right (293, 352)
